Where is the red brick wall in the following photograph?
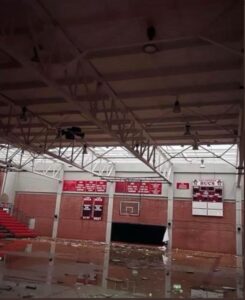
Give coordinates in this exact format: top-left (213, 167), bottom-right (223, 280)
top-left (15, 193), bottom-right (56, 237)
top-left (57, 194), bottom-right (108, 241)
top-left (172, 200), bottom-right (236, 254)
top-left (113, 196), bottom-right (167, 225)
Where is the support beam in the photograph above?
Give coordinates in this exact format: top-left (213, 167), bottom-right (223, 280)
top-left (0, 95), bottom-right (116, 178)
top-left (0, 8), bottom-right (172, 183)
top-left (237, 102), bottom-right (244, 187)
top-left (0, 113), bottom-right (238, 133)
top-left (167, 171), bottom-right (174, 251)
top-left (105, 181), bottom-right (115, 244)
top-left (165, 170), bottom-right (174, 298)
top-left (0, 60), bottom-right (240, 90)
top-left (235, 176), bottom-right (244, 298)
top-left (52, 166), bottom-right (64, 239)
top-left (199, 36), bottom-right (243, 57)
top-left (236, 183), bottom-right (243, 257)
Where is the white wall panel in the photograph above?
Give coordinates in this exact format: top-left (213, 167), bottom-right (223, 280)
top-left (15, 172), bottom-right (58, 193)
top-left (193, 201), bottom-right (207, 209)
top-left (207, 209), bottom-right (223, 217)
top-left (192, 208), bottom-right (207, 216)
top-left (208, 202), bottom-right (223, 210)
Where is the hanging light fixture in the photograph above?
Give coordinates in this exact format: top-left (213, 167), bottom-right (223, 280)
top-left (192, 139), bottom-right (199, 150)
top-left (20, 106), bottom-right (28, 122)
top-left (31, 46), bottom-right (40, 62)
top-left (134, 143), bottom-right (139, 153)
top-left (83, 144), bottom-right (87, 154)
top-left (200, 159), bottom-right (205, 168)
top-left (173, 96), bottom-right (181, 113)
top-left (184, 122), bottom-right (191, 135)
top-left (142, 26), bottom-right (158, 54)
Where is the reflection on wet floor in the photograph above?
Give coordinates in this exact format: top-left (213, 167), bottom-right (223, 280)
top-left (0, 238), bottom-right (243, 298)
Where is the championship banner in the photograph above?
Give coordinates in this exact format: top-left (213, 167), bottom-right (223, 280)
top-left (115, 181), bottom-right (162, 194)
top-left (63, 180), bottom-right (107, 193)
top-left (93, 197), bottom-right (104, 221)
top-left (82, 197), bottom-right (93, 219)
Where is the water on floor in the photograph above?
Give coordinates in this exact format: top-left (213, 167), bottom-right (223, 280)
top-left (0, 238), bottom-right (243, 298)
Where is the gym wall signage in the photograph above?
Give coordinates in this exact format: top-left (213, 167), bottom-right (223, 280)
top-left (62, 180), bottom-right (106, 220)
top-left (81, 196), bottom-right (104, 221)
top-left (192, 179), bottom-right (223, 217)
top-left (63, 180), bottom-right (107, 193)
top-left (115, 181), bottom-right (162, 194)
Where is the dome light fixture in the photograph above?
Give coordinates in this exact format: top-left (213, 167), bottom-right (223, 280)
top-left (142, 43), bottom-right (158, 54)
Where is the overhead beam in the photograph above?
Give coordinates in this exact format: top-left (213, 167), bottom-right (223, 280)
top-left (0, 113), bottom-right (238, 129)
top-left (15, 133), bottom-right (236, 143)
top-left (7, 124), bottom-right (238, 137)
top-left (0, 95), bottom-right (116, 178)
top-left (0, 3), bottom-right (173, 183)
top-left (0, 80), bottom-right (240, 98)
top-left (0, 60), bottom-right (240, 86)
top-left (0, 98), bottom-right (240, 112)
top-left (86, 34), bottom-right (241, 59)
top-left (199, 36), bottom-right (243, 57)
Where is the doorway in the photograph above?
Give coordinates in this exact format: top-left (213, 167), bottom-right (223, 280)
top-left (111, 222), bottom-right (166, 245)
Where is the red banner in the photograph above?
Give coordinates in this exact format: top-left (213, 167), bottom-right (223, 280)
top-left (81, 196), bottom-right (104, 220)
top-left (176, 182), bottom-right (190, 190)
top-left (115, 181), bottom-right (162, 194)
top-left (82, 197), bottom-right (93, 219)
top-left (93, 197), bottom-right (104, 221)
top-left (63, 180), bottom-right (107, 193)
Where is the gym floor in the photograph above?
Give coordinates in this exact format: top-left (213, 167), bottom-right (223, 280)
top-left (0, 238), bottom-right (242, 298)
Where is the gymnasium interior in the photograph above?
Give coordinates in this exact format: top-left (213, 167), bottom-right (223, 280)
top-left (0, 0), bottom-right (244, 298)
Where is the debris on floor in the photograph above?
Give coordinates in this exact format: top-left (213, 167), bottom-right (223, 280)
top-left (0, 286), bottom-right (12, 291)
top-left (106, 277), bottom-right (124, 283)
top-left (111, 258), bottom-right (121, 263)
top-left (222, 286), bottom-right (236, 291)
top-left (25, 286), bottom-right (37, 290)
top-left (173, 284), bottom-right (183, 294)
top-left (0, 238), bottom-right (241, 298)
